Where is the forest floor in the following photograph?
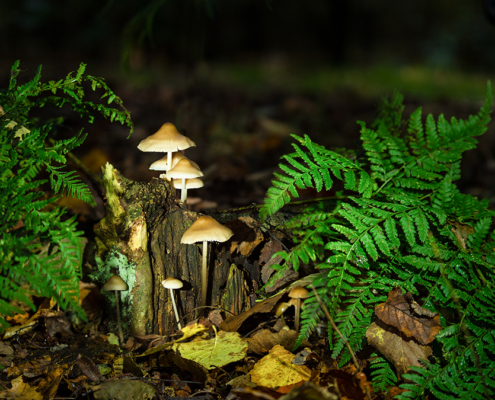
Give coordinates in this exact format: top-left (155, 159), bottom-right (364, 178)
top-left (1, 62), bottom-right (494, 400)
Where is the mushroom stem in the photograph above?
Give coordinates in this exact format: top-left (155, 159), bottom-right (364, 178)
top-left (114, 290), bottom-right (124, 344)
top-left (295, 298), bottom-right (301, 332)
top-left (169, 288), bottom-right (182, 330)
top-left (201, 240), bottom-right (208, 308)
top-left (181, 178), bottom-right (187, 203)
top-left (167, 151), bottom-right (172, 172)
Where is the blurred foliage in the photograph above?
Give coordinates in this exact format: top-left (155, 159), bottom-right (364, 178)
top-left (2, 0), bottom-right (495, 72)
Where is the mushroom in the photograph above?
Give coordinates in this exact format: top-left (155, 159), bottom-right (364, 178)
top-left (288, 286), bottom-right (309, 332)
top-left (162, 277), bottom-right (184, 330)
top-left (102, 274), bottom-right (128, 344)
top-left (165, 159), bottom-right (204, 203)
top-left (150, 152), bottom-right (200, 172)
top-left (171, 178), bottom-right (204, 202)
top-left (137, 123), bottom-right (195, 172)
top-left (274, 301), bottom-right (291, 326)
top-left (181, 216), bottom-right (234, 308)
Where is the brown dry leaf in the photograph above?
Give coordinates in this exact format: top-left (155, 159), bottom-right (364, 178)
top-left (249, 345), bottom-right (311, 389)
top-left (3, 308), bottom-right (61, 340)
top-left (75, 355), bottom-right (105, 382)
top-left (260, 239), bottom-right (284, 284)
top-left (230, 386), bottom-right (283, 400)
top-left (248, 326), bottom-right (298, 354)
top-left (36, 365), bottom-right (67, 399)
top-left (0, 375), bottom-right (43, 400)
top-left (278, 381), bottom-right (338, 400)
top-left (0, 341), bottom-right (14, 356)
top-left (449, 221), bottom-right (474, 250)
top-left (92, 379), bottom-right (156, 400)
top-left (227, 217), bottom-right (264, 257)
top-left (220, 292), bottom-right (284, 332)
top-left (317, 370), bottom-right (365, 400)
top-left (7, 355), bottom-right (52, 378)
top-left (375, 288), bottom-right (442, 344)
top-left (366, 321), bottom-right (433, 377)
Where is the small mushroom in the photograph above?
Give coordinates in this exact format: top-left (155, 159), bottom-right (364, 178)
top-left (162, 278), bottom-right (184, 330)
top-left (137, 123), bottom-right (195, 172)
top-left (181, 216), bottom-right (233, 308)
top-left (165, 159), bottom-right (204, 203)
top-left (171, 177), bottom-right (204, 202)
top-left (288, 286), bottom-right (309, 333)
top-left (102, 274), bottom-right (128, 344)
top-left (151, 153), bottom-right (200, 172)
top-left (274, 301), bottom-right (291, 326)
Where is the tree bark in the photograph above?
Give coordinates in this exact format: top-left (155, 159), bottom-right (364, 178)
top-left (93, 164), bottom-right (315, 336)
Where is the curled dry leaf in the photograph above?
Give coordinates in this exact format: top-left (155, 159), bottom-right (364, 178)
top-left (375, 287), bottom-right (442, 344)
top-left (248, 326), bottom-right (298, 354)
top-left (227, 217), bottom-right (264, 257)
top-left (366, 321), bottom-right (433, 377)
top-left (220, 292), bottom-right (284, 332)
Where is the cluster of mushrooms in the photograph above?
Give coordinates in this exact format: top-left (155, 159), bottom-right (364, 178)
top-left (102, 123), bottom-right (309, 343)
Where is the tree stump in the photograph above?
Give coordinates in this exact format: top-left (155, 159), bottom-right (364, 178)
top-left (92, 163), bottom-right (298, 337)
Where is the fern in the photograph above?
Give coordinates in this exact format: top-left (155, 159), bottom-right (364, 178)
top-left (0, 61), bottom-right (133, 331)
top-left (261, 84), bottom-right (495, 398)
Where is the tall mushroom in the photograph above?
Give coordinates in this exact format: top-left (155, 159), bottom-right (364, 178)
top-left (162, 277), bottom-right (184, 330)
top-left (165, 159), bottom-right (204, 203)
top-left (288, 286), bottom-right (309, 333)
top-left (181, 216), bottom-right (234, 308)
top-left (137, 123), bottom-right (195, 172)
top-left (102, 274), bottom-right (128, 345)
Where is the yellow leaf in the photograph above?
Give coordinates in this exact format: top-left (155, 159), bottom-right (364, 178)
top-left (249, 345), bottom-right (311, 388)
top-left (0, 376), bottom-right (43, 400)
top-left (173, 331), bottom-right (247, 370)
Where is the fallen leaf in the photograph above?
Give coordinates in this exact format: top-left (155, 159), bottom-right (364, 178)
top-left (36, 365), bottom-right (67, 399)
top-left (0, 342), bottom-right (14, 356)
top-left (249, 345), bottom-right (311, 389)
top-left (366, 321), bottom-right (433, 377)
top-left (220, 292), bottom-right (284, 332)
top-left (7, 355), bottom-right (52, 378)
top-left (278, 381), bottom-right (338, 400)
top-left (449, 221), bottom-right (474, 250)
top-left (92, 379), bottom-right (156, 400)
top-left (0, 375), bottom-right (43, 400)
top-left (317, 370), bottom-right (365, 400)
top-left (135, 323), bottom-right (208, 358)
top-left (173, 330), bottom-right (248, 370)
top-left (230, 386), bottom-right (283, 400)
top-left (227, 217), bottom-right (264, 257)
top-left (248, 327), bottom-right (298, 354)
top-left (75, 355), bottom-right (105, 382)
top-left (375, 288), bottom-right (442, 344)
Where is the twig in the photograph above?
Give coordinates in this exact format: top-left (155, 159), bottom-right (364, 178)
top-left (310, 285), bottom-right (372, 400)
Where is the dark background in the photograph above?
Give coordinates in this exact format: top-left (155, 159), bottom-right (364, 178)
top-left (2, 0), bottom-right (495, 212)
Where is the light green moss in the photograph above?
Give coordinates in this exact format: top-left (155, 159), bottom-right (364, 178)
top-left (90, 247), bottom-right (136, 308)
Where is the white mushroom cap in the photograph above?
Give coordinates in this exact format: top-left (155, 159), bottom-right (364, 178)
top-left (181, 216), bottom-right (234, 244)
top-left (138, 123), bottom-right (195, 152)
top-left (102, 274), bottom-right (128, 291)
top-left (172, 178), bottom-right (204, 189)
top-left (162, 277), bottom-right (184, 289)
top-left (165, 159), bottom-right (203, 180)
top-left (150, 153), bottom-right (200, 171)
